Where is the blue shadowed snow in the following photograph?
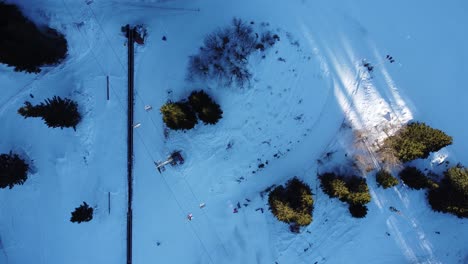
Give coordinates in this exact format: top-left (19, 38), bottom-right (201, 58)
top-left (0, 0), bottom-right (467, 263)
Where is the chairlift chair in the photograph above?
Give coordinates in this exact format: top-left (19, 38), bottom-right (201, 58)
top-left (155, 150), bottom-right (184, 173)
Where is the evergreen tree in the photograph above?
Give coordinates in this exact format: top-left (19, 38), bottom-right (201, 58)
top-left (346, 191), bottom-right (372, 205)
top-left (384, 122), bottom-right (452, 162)
top-left (0, 3), bottom-right (67, 73)
top-left (428, 165), bottom-right (468, 218)
top-left (376, 169), bottom-right (399, 189)
top-left (0, 152), bottom-right (29, 189)
top-left (268, 177), bottom-right (314, 227)
top-left (160, 101), bottom-right (198, 130)
top-left (399, 166), bottom-right (436, 190)
top-left (346, 176), bottom-right (369, 193)
top-left (70, 202), bottom-right (93, 223)
top-left (320, 172), bottom-right (372, 218)
top-left (446, 165), bottom-right (468, 196)
top-left (188, 90), bottom-right (223, 125)
top-left (329, 178), bottom-right (350, 202)
top-left (349, 204), bottom-right (368, 218)
top-left (17, 101), bottom-right (42, 117)
top-left (18, 96), bottom-right (81, 130)
top-left (344, 176), bottom-right (370, 204)
top-left (319, 172), bottom-right (341, 198)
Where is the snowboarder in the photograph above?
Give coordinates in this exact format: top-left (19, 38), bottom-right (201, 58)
top-left (233, 208), bottom-right (238, 213)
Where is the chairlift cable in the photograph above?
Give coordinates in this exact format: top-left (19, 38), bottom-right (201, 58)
top-left (58, 1), bottom-right (217, 263)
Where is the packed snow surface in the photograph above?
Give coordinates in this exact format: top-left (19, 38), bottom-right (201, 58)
top-left (0, 0), bottom-right (467, 263)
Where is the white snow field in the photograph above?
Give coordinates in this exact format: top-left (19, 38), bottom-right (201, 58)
top-left (1, 0), bottom-right (467, 263)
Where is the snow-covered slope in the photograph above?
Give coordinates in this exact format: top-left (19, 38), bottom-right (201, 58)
top-left (1, 0), bottom-right (467, 263)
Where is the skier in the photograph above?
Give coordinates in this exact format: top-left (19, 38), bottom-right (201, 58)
top-left (389, 206), bottom-right (401, 214)
top-left (187, 213), bottom-right (193, 221)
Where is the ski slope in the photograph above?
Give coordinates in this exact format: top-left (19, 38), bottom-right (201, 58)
top-left (1, 0), bottom-right (467, 263)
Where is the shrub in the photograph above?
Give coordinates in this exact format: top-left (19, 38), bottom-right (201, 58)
top-left (428, 165), bottom-right (468, 218)
top-left (399, 166), bottom-right (436, 190)
top-left (376, 169), bottom-right (399, 189)
top-left (268, 177), bottom-right (314, 227)
top-left (188, 18), bottom-right (279, 87)
top-left (0, 3), bottom-right (67, 73)
top-left (0, 152), bottom-right (29, 189)
top-left (349, 204), bottom-right (368, 218)
top-left (319, 172), bottom-right (371, 218)
top-left (160, 101), bottom-right (198, 130)
top-left (384, 122), bottom-right (452, 162)
top-left (18, 96), bottom-right (81, 130)
top-left (188, 90), bottom-right (223, 125)
top-left (70, 202), bottom-right (93, 223)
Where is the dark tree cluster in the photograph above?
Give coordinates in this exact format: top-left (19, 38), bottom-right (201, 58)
top-left (319, 172), bottom-right (371, 218)
top-left (188, 18), bottom-right (279, 87)
top-left (160, 90), bottom-right (222, 130)
top-left (383, 122), bottom-right (452, 162)
top-left (70, 202), bottom-right (93, 223)
top-left (0, 152), bottom-right (29, 189)
top-left (348, 204), bottom-right (368, 218)
top-left (188, 90), bottom-right (223, 125)
top-left (376, 169), bottom-right (399, 189)
top-left (380, 120), bottom-right (466, 218)
top-left (18, 96), bottom-right (81, 130)
top-left (0, 2), bottom-right (67, 73)
top-left (3, 98), bottom-right (81, 190)
top-left (268, 177), bottom-right (314, 228)
top-left (428, 165), bottom-right (467, 218)
top-left (160, 101), bottom-right (198, 130)
top-left (399, 166), bottom-right (438, 190)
